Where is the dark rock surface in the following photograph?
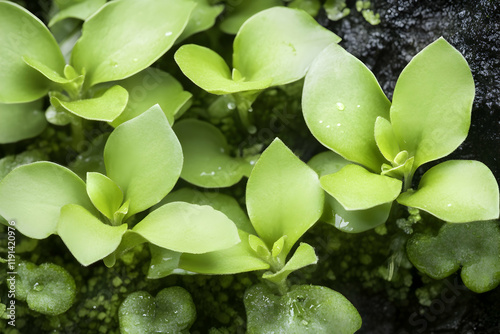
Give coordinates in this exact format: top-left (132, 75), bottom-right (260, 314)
top-left (323, 0), bottom-right (500, 184)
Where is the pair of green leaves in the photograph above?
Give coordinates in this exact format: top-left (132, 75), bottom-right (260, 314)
top-left (0, 106), bottom-right (240, 266)
top-left (303, 37), bottom-right (499, 229)
top-left (148, 139), bottom-right (324, 287)
top-left (175, 6), bottom-right (340, 104)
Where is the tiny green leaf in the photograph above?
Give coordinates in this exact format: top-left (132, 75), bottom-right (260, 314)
top-left (179, 230), bottom-right (270, 274)
top-left (407, 220), bottom-right (500, 293)
top-left (86, 172), bottom-right (123, 220)
top-left (133, 202), bottom-right (240, 254)
top-left (119, 287), bottom-right (196, 334)
top-left (57, 204), bottom-right (128, 266)
top-left (49, 0), bottom-right (106, 27)
top-left (0, 1), bottom-right (66, 103)
top-left (245, 284), bottom-right (362, 334)
top-left (303, 43), bottom-right (391, 172)
top-left (175, 44), bottom-right (272, 95)
top-left (320, 164), bottom-right (402, 210)
top-left (0, 162), bottom-right (95, 239)
top-left (374, 116), bottom-right (399, 163)
top-left (16, 262), bottom-right (76, 316)
top-left (219, 0), bottom-right (281, 34)
top-left (23, 56), bottom-right (71, 84)
top-left (271, 236), bottom-right (286, 259)
top-left (50, 85), bottom-right (128, 122)
top-left (0, 100), bottom-right (46, 144)
top-left (177, 0), bottom-right (224, 42)
top-left (390, 38), bottom-right (475, 170)
top-left (173, 119), bottom-right (252, 188)
top-left (397, 160), bottom-right (499, 223)
top-left (246, 138), bottom-right (324, 255)
top-left (104, 105), bottom-right (183, 217)
top-left (233, 7), bottom-right (341, 86)
top-left (249, 234), bottom-right (271, 259)
top-left (110, 68), bottom-right (192, 127)
top-left (71, 0), bottom-right (195, 87)
top-left (263, 243), bottom-right (317, 283)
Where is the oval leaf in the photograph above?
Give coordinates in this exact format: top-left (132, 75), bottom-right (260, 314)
top-left (233, 6), bottom-right (341, 85)
top-left (374, 116), bottom-right (399, 163)
top-left (303, 43), bottom-right (391, 171)
top-left (175, 44), bottom-right (272, 95)
top-left (0, 100), bottom-right (46, 144)
top-left (263, 243), bottom-right (317, 283)
top-left (219, 0), bottom-right (281, 34)
top-left (50, 85), bottom-right (128, 122)
top-left (86, 172), bottom-right (123, 220)
top-left (397, 160), bottom-right (499, 223)
top-left (49, 0), bottom-right (106, 27)
top-left (133, 202), bottom-right (240, 254)
top-left (174, 119), bottom-right (252, 188)
top-left (71, 0), bottom-right (195, 87)
top-left (177, 0), bottom-right (224, 42)
top-left (57, 204), bottom-right (128, 266)
top-left (390, 38), bottom-right (475, 170)
top-left (0, 1), bottom-right (65, 103)
top-left (104, 105), bottom-right (183, 217)
top-left (110, 68), bottom-right (192, 127)
top-left (0, 162), bottom-right (94, 239)
top-left (320, 164), bottom-right (402, 211)
top-left (246, 138), bottom-right (324, 255)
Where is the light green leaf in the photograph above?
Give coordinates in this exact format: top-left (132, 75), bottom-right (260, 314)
top-left (177, 0), bottom-right (224, 42)
top-left (0, 1), bottom-right (66, 103)
top-left (303, 43), bottom-right (391, 172)
top-left (104, 105), bottom-right (183, 217)
top-left (49, 0), bottom-right (106, 27)
top-left (289, 0), bottom-right (322, 17)
top-left (23, 56), bottom-right (71, 84)
top-left (249, 234), bottom-right (271, 259)
top-left (50, 85), bottom-right (128, 122)
top-left (133, 202), bottom-right (240, 254)
top-left (320, 164), bottom-right (402, 210)
top-left (397, 160), bottom-right (499, 223)
top-left (71, 0), bottom-right (195, 87)
top-left (173, 119), bottom-right (252, 188)
top-left (147, 245), bottom-right (182, 279)
top-left (159, 188), bottom-right (256, 235)
top-left (110, 68), bottom-right (192, 127)
top-left (0, 162), bottom-right (95, 239)
top-left (263, 243), bottom-right (317, 283)
top-left (174, 44), bottom-right (272, 94)
top-left (407, 220), bottom-right (500, 293)
top-left (0, 100), bottom-right (46, 144)
top-left (307, 151), bottom-right (351, 177)
top-left (246, 138), bottom-right (324, 256)
top-left (233, 7), bottom-right (341, 86)
top-left (86, 172), bottom-right (123, 220)
top-left (103, 229), bottom-right (144, 267)
top-left (245, 284), bottom-right (362, 334)
top-left (219, 0), bottom-right (281, 34)
top-left (179, 230), bottom-right (270, 274)
top-left (390, 38), bottom-right (475, 170)
top-left (374, 116), bottom-right (399, 163)
top-left (57, 204), bottom-right (127, 266)
top-left (118, 287), bottom-right (196, 334)
top-left (0, 150), bottom-right (47, 181)
top-left (324, 0), bottom-right (350, 21)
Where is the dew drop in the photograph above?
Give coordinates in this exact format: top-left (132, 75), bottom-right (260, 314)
top-left (336, 102), bottom-right (345, 111)
top-left (337, 123), bottom-right (341, 127)
top-left (319, 120), bottom-right (323, 124)
top-left (165, 31), bottom-right (172, 36)
top-left (33, 282), bottom-right (44, 292)
top-left (326, 125), bottom-right (331, 128)
top-left (227, 102), bottom-right (236, 110)
top-left (133, 58), bottom-right (138, 62)
top-left (357, 104), bottom-right (361, 108)
top-left (447, 203), bottom-right (452, 207)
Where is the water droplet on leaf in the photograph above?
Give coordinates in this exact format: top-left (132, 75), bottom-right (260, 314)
top-left (336, 102), bottom-right (345, 111)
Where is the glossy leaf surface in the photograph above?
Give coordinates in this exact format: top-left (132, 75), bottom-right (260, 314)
top-left (177, 0), bottom-right (224, 42)
top-left (0, 100), bottom-right (46, 144)
top-left (397, 160), bottom-right (499, 222)
top-left (133, 202), bottom-right (240, 254)
top-left (374, 116), bottom-right (399, 163)
top-left (0, 1), bottom-right (65, 103)
top-left (104, 105), bottom-right (183, 217)
top-left (71, 0), bottom-right (195, 87)
top-left (390, 38), bottom-right (475, 170)
top-left (0, 162), bottom-right (94, 239)
top-left (303, 43), bottom-right (390, 171)
top-left (49, 0), bottom-right (106, 27)
top-left (86, 172), bottom-right (123, 220)
top-left (147, 245), bottom-right (182, 279)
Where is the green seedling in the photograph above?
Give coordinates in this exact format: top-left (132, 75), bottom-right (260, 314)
top-left (175, 6), bottom-right (340, 131)
top-left (0, 106), bottom-right (240, 266)
top-left (303, 37), bottom-right (499, 232)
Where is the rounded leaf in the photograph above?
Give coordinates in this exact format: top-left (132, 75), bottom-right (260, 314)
top-left (49, 0), bottom-right (106, 27)
top-left (173, 119), bottom-right (252, 188)
top-left (233, 6), bottom-right (341, 85)
top-left (71, 0), bottom-right (195, 87)
top-left (0, 1), bottom-right (65, 103)
top-left (219, 0), bottom-right (281, 34)
top-left (177, 0), bottom-right (224, 42)
top-left (86, 172), bottom-right (123, 220)
top-left (397, 160), bottom-right (499, 223)
top-left (246, 138), bottom-right (324, 255)
top-left (133, 202), bottom-right (240, 254)
top-left (390, 38), bottom-right (475, 170)
top-left (0, 162), bottom-right (95, 239)
top-left (104, 105), bottom-right (183, 217)
top-left (0, 100), bottom-right (46, 144)
top-left (303, 43), bottom-right (391, 171)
